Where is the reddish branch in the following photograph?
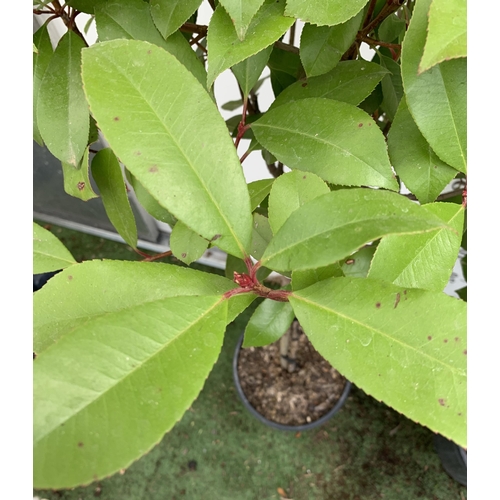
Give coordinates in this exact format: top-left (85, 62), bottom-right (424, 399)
top-left (134, 248), bottom-right (173, 262)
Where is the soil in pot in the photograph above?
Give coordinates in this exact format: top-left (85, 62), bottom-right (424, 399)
top-left (236, 321), bottom-right (348, 427)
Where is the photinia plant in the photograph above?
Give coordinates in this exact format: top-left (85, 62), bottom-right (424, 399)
top-left (33, 0), bottom-right (466, 489)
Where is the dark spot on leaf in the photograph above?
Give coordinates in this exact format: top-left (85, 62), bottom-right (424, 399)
top-left (68, 275), bottom-right (73, 281)
top-left (443, 339), bottom-right (448, 343)
top-left (358, 123), bottom-right (363, 127)
top-left (403, 290), bottom-right (407, 295)
top-left (77, 182), bottom-right (85, 191)
top-left (78, 442), bottom-right (84, 447)
top-left (345, 259), bottom-right (355, 265)
top-left (454, 337), bottom-right (460, 342)
top-left (438, 398), bottom-right (446, 406)
top-left (458, 412), bottom-right (462, 416)
top-left (211, 234), bottom-right (221, 241)
top-left (368, 122), bottom-right (372, 126)
top-left (301, 82), bottom-right (308, 87)
top-left (303, 175), bottom-right (307, 179)
top-left (463, 350), bottom-right (467, 355)
top-left (188, 460), bottom-right (197, 471)
top-left (427, 335), bottom-right (432, 340)
top-left (147, 49), bottom-right (152, 54)
top-left (393, 292), bottom-right (400, 309)
top-left (375, 302), bottom-right (381, 308)
top-left (157, 387), bottom-right (162, 392)
top-left (33, 352), bottom-right (37, 359)
top-left (134, 151), bottom-right (142, 156)
top-left (149, 166), bottom-right (158, 173)
top-left (181, 253), bottom-right (187, 258)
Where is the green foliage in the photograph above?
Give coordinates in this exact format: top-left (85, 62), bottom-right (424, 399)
top-left (33, 0), bottom-right (467, 488)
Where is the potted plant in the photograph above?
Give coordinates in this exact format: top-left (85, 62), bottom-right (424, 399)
top-left (33, 0), bottom-right (466, 490)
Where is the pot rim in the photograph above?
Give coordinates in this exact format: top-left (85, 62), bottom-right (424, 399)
top-left (232, 331), bottom-right (352, 432)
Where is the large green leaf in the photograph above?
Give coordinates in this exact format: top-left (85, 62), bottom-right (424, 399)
top-left (252, 98), bottom-right (398, 191)
top-left (91, 148), bottom-right (138, 248)
top-left (268, 170), bottom-right (329, 234)
top-left (33, 223), bottom-right (77, 274)
top-left (95, 0), bottom-right (206, 87)
top-left (206, 0), bottom-right (294, 88)
top-left (267, 45), bottom-right (304, 97)
top-left (149, 0), bottom-right (203, 39)
top-left (37, 30), bottom-right (89, 167)
top-left (169, 221), bottom-right (210, 265)
top-left (247, 178), bottom-right (275, 211)
top-left (61, 148), bottom-right (98, 201)
top-left (243, 298), bottom-right (295, 347)
top-left (419, 0), bottom-right (467, 72)
top-left (231, 46), bottom-right (273, 97)
top-left (260, 188), bottom-right (451, 272)
top-left (401, 0), bottom-right (466, 173)
top-left (368, 203), bottom-right (464, 291)
top-left (299, 11), bottom-right (363, 78)
top-left (33, 260), bottom-right (254, 354)
top-left (291, 263), bottom-right (343, 291)
top-left (34, 295), bottom-right (228, 488)
top-left (341, 245), bottom-right (376, 278)
top-left (285, 0), bottom-right (368, 27)
top-left (33, 23), bottom-right (53, 146)
top-left (82, 39), bottom-right (252, 258)
top-left (388, 97), bottom-right (457, 204)
top-left (218, 0), bottom-right (266, 40)
top-left (289, 277), bottom-right (466, 447)
top-left (270, 60), bottom-right (390, 109)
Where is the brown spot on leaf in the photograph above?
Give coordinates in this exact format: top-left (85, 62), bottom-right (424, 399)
top-left (454, 337), bottom-right (460, 342)
top-left (134, 151), bottom-right (142, 156)
top-left (458, 412), bottom-right (462, 416)
top-left (149, 166), bottom-right (158, 173)
top-left (301, 82), bottom-right (308, 87)
top-left (181, 253), bottom-right (187, 258)
top-left (68, 275), bottom-right (73, 281)
top-left (303, 175), bottom-right (307, 179)
top-left (403, 290), bottom-right (407, 295)
top-left (375, 302), bottom-right (381, 309)
top-left (211, 234), bottom-right (221, 241)
top-left (78, 442), bottom-right (84, 447)
top-left (345, 259), bottom-right (355, 265)
top-left (113, 116), bottom-right (120, 121)
top-left (394, 292), bottom-right (400, 309)
top-left (147, 49), bottom-right (152, 54)
top-left (443, 339), bottom-right (448, 343)
top-left (358, 123), bottom-right (363, 127)
top-left (77, 182), bottom-right (85, 191)
top-left (463, 350), bottom-right (467, 355)
top-left (427, 335), bottom-right (432, 340)
top-left (438, 398), bottom-right (446, 406)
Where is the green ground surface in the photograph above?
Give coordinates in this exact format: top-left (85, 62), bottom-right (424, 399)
top-left (34, 224), bottom-right (467, 500)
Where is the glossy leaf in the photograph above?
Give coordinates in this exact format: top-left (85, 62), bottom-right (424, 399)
top-left (33, 223), bottom-right (77, 274)
top-left (91, 148), bottom-right (138, 248)
top-left (95, 0), bottom-right (206, 87)
top-left (37, 31), bottom-right (89, 167)
top-left (206, 0), bottom-right (294, 88)
top-left (243, 299), bottom-right (295, 347)
top-left (62, 148), bottom-right (98, 201)
top-left (401, 0), bottom-right (467, 173)
top-left (268, 45), bottom-right (304, 97)
top-left (378, 53), bottom-right (403, 121)
top-left (34, 295), bottom-right (227, 488)
top-left (251, 213), bottom-right (273, 260)
top-left (231, 46), bottom-right (272, 97)
top-left (368, 203), bottom-right (464, 291)
top-left (291, 263), bottom-right (343, 291)
top-left (377, 13), bottom-right (406, 43)
top-left (252, 98), bottom-right (398, 191)
top-left (285, 0), bottom-right (368, 27)
top-left (289, 277), bottom-right (466, 447)
top-left (33, 23), bottom-right (53, 146)
top-left (268, 170), bottom-right (329, 234)
top-left (299, 11), bottom-right (363, 78)
top-left (248, 178), bottom-right (274, 211)
top-left (170, 221), bottom-right (210, 265)
top-left (419, 0), bottom-right (466, 72)
top-left (341, 246), bottom-right (376, 278)
top-left (150, 0), bottom-right (203, 39)
top-left (260, 188), bottom-right (451, 272)
top-left (33, 260), bottom-right (253, 354)
top-left (65, 0), bottom-right (101, 13)
top-left (82, 40), bottom-right (252, 258)
top-left (388, 97), bottom-right (457, 204)
top-left (218, 0), bottom-right (266, 40)
top-left (271, 60), bottom-right (390, 109)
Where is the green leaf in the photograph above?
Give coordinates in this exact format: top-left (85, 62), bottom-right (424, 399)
top-left (260, 188), bottom-right (452, 272)
top-left (289, 277), bottom-right (466, 447)
top-left (125, 170), bottom-right (177, 227)
top-left (37, 30), bottom-right (89, 167)
top-left (218, 0), bottom-right (266, 40)
top-left (243, 299), bottom-right (295, 347)
top-left (291, 263), bottom-right (343, 291)
top-left (267, 45), bottom-right (304, 97)
top-left (341, 246), bottom-right (376, 278)
top-left (33, 223), bottom-right (77, 274)
top-left (95, 0), bottom-right (207, 88)
top-left (91, 148), bottom-right (138, 248)
top-left (82, 39), bottom-right (252, 258)
top-left (401, 0), bottom-right (466, 173)
top-left (299, 11), bottom-right (363, 78)
top-left (149, 0), bottom-right (203, 39)
top-left (377, 13), bottom-right (406, 43)
top-left (368, 203), bottom-right (464, 291)
top-left (248, 178), bottom-right (275, 211)
top-left (65, 0), bottom-right (102, 13)
top-left (33, 260), bottom-right (253, 354)
top-left (62, 148), bottom-right (98, 201)
top-left (252, 98), bottom-right (398, 191)
top-left (388, 97), bottom-right (457, 204)
top-left (33, 23), bottom-right (53, 146)
top-left (419, 0), bottom-right (466, 72)
top-left (231, 46), bottom-right (273, 97)
top-left (206, 0), bottom-right (294, 88)
top-left (268, 170), bottom-right (329, 234)
top-left (34, 294), bottom-right (227, 488)
top-left (285, 0), bottom-right (368, 26)
top-left (271, 60), bottom-right (390, 109)
top-left (378, 53), bottom-right (403, 121)
top-left (170, 221), bottom-right (210, 265)
top-left (251, 213), bottom-right (273, 260)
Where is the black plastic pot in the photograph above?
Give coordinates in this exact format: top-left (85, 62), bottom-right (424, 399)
top-left (433, 434), bottom-right (467, 486)
top-left (233, 332), bottom-right (352, 431)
